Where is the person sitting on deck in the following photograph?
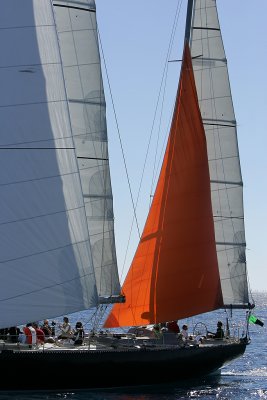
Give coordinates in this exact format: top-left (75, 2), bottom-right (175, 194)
top-left (41, 320), bottom-right (55, 343)
top-left (41, 320), bottom-right (52, 337)
top-left (8, 326), bottom-right (21, 343)
top-left (166, 320), bottom-right (180, 334)
top-left (160, 322), bottom-right (168, 332)
top-left (23, 323), bottom-right (37, 347)
top-left (32, 322), bottom-right (45, 345)
top-left (71, 321), bottom-right (85, 346)
top-left (0, 328), bottom-right (8, 341)
top-left (152, 324), bottom-right (162, 339)
top-left (57, 316), bottom-right (72, 340)
top-left (181, 324), bottom-right (189, 339)
top-left (208, 320), bottom-right (224, 339)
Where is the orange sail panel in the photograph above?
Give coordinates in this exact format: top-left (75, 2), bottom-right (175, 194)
top-left (104, 43), bottom-right (223, 328)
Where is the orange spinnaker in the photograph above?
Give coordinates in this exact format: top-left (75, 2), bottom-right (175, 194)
top-left (104, 42), bottom-right (223, 328)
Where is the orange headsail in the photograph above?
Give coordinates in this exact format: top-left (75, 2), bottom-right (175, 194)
top-left (104, 42), bottom-right (223, 328)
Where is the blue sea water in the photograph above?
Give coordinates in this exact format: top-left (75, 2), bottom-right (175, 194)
top-left (0, 292), bottom-right (266, 400)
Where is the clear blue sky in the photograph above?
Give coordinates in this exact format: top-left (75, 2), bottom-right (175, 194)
top-left (96, 1), bottom-right (267, 292)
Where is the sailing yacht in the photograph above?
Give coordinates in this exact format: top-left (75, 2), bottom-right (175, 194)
top-left (0, 0), bottom-right (257, 391)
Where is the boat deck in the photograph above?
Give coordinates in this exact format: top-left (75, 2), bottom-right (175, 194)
top-left (0, 334), bottom-right (242, 353)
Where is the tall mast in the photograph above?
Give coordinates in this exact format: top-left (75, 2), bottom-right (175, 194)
top-left (185, 0), bottom-right (194, 42)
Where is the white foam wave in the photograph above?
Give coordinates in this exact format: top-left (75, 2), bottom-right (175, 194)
top-left (222, 366), bottom-right (267, 377)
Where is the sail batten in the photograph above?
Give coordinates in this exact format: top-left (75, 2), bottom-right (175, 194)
top-left (211, 180), bottom-right (242, 185)
top-left (53, 2), bottom-right (96, 13)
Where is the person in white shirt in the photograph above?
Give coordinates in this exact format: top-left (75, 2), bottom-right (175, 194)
top-left (57, 316), bottom-right (72, 339)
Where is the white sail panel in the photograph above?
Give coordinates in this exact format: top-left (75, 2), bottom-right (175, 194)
top-left (0, 0), bottom-right (98, 329)
top-left (53, 0), bottom-right (122, 301)
top-left (190, 0), bottom-right (249, 305)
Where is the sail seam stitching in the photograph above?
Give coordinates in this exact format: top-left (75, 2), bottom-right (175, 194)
top-left (0, 269), bottom-right (95, 302)
top-left (0, 206), bottom-right (87, 227)
top-left (0, 240), bottom-right (90, 265)
top-left (0, 171), bottom-right (80, 187)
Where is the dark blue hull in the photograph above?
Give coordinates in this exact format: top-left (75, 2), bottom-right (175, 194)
top-left (0, 341), bottom-right (246, 390)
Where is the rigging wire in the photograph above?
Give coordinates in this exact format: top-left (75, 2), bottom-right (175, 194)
top-left (97, 30), bottom-right (141, 239)
top-left (119, 0), bottom-right (184, 280)
top-left (150, 0), bottom-right (183, 201)
top-left (96, 1), bottom-right (184, 283)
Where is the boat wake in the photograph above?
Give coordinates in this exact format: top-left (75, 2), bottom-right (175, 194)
top-left (222, 367), bottom-right (267, 377)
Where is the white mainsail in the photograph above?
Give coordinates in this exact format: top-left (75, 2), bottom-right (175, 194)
top-left (190, 0), bottom-right (249, 306)
top-left (0, 0), bottom-right (98, 329)
top-left (53, 0), bottom-right (122, 302)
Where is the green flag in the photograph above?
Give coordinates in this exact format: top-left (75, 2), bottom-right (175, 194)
top-left (249, 315), bottom-right (264, 327)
